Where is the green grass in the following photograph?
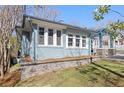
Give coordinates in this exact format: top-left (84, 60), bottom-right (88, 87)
top-left (15, 60), bottom-right (124, 87)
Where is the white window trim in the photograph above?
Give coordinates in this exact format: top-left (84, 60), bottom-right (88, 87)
top-left (66, 34), bottom-right (74, 48)
top-left (53, 29), bottom-right (57, 46)
top-left (37, 26), bottom-right (45, 46)
top-left (66, 33), bottom-right (88, 49)
top-left (75, 35), bottom-right (81, 48)
top-left (56, 30), bottom-right (63, 47)
top-left (82, 35), bottom-right (87, 48)
top-left (37, 27), bottom-right (63, 47)
top-left (93, 37), bottom-right (99, 49)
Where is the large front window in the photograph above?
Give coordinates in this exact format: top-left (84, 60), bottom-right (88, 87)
top-left (82, 36), bottom-right (86, 47)
top-left (75, 35), bottom-right (80, 47)
top-left (68, 34), bottom-right (73, 47)
top-left (38, 27), bottom-right (44, 45)
top-left (57, 30), bottom-right (61, 46)
top-left (48, 29), bottom-right (53, 45)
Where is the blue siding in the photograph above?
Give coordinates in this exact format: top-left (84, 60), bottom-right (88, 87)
top-left (22, 26), bottom-right (90, 60)
top-left (36, 47), bottom-right (64, 59)
top-left (35, 47), bottom-right (89, 60)
top-left (21, 31), bottom-right (30, 57)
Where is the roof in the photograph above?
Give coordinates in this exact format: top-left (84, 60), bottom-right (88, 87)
top-left (23, 14), bottom-right (95, 32)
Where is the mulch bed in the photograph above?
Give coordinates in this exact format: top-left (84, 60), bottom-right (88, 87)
top-left (0, 69), bottom-right (21, 87)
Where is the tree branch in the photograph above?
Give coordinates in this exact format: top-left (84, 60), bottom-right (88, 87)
top-left (110, 9), bottom-right (124, 18)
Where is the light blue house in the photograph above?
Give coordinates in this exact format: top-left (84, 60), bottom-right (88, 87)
top-left (93, 29), bottom-right (114, 49)
top-left (16, 15), bottom-right (121, 61)
top-left (16, 15), bottom-right (96, 61)
top-left (92, 28), bottom-right (117, 56)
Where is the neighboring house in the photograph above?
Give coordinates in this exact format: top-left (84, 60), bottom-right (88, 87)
top-left (92, 29), bottom-right (124, 56)
top-left (91, 29), bottom-right (114, 56)
top-left (16, 15), bottom-right (95, 61)
top-left (92, 29), bottom-right (114, 49)
top-left (114, 35), bottom-right (124, 55)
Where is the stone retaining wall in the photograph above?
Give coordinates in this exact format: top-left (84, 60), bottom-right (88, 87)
top-left (96, 49), bottom-right (116, 57)
top-left (20, 58), bottom-right (99, 80)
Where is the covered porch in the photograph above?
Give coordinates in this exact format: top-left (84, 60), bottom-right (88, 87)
top-left (93, 29), bottom-right (116, 57)
top-left (16, 16), bottom-right (36, 62)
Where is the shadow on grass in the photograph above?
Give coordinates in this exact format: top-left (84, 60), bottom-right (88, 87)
top-left (91, 62), bottom-right (124, 78)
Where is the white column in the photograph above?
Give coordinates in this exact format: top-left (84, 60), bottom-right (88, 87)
top-left (80, 36), bottom-right (82, 48)
top-left (53, 29), bottom-right (57, 46)
top-left (66, 34), bottom-right (68, 48)
top-left (73, 35), bottom-right (76, 48)
top-left (61, 31), bottom-right (63, 47)
top-left (44, 27), bottom-right (48, 46)
top-left (86, 37), bottom-right (89, 49)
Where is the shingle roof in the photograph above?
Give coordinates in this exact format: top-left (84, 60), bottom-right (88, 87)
top-left (24, 14), bottom-right (95, 32)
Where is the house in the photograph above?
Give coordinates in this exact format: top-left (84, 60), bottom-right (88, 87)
top-left (92, 29), bottom-right (124, 56)
top-left (92, 29), bottom-right (114, 49)
top-left (16, 15), bottom-right (95, 61)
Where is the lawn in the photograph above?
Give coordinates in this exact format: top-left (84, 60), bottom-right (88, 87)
top-left (15, 60), bottom-right (124, 87)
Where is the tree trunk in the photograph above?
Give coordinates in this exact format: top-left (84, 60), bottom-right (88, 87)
top-left (0, 5), bottom-right (23, 78)
top-left (0, 53), bottom-right (4, 78)
top-left (7, 49), bottom-right (10, 72)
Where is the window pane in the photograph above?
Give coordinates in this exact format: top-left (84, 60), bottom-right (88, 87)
top-left (82, 36), bottom-right (86, 38)
top-left (76, 39), bottom-right (80, 47)
top-left (68, 34), bottom-right (73, 47)
top-left (57, 30), bottom-right (61, 45)
top-left (48, 29), bottom-right (53, 45)
top-left (82, 36), bottom-right (86, 47)
top-left (75, 35), bottom-right (80, 47)
top-left (76, 35), bottom-right (80, 38)
top-left (68, 38), bottom-right (73, 46)
top-left (38, 27), bottom-right (44, 44)
top-left (82, 40), bottom-right (86, 47)
top-left (68, 34), bottom-right (73, 37)
top-left (103, 40), bottom-right (108, 46)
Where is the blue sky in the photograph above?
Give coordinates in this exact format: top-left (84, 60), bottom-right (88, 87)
top-left (51, 5), bottom-right (124, 29)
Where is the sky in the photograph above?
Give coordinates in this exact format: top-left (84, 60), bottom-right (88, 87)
top-left (50, 5), bottom-right (124, 29)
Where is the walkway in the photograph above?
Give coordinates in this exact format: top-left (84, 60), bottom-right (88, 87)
top-left (107, 54), bottom-right (124, 62)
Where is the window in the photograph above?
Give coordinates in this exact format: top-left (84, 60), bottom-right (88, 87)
top-left (48, 29), bottom-right (53, 45)
top-left (75, 35), bottom-right (80, 47)
top-left (103, 40), bottom-right (108, 46)
top-left (119, 39), bottom-right (124, 45)
top-left (82, 36), bottom-right (86, 47)
top-left (38, 27), bottom-right (44, 45)
top-left (94, 38), bottom-right (98, 45)
top-left (68, 34), bottom-right (73, 47)
top-left (57, 30), bottom-right (61, 46)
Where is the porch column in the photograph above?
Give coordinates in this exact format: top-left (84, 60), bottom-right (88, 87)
top-left (53, 29), bottom-right (57, 46)
top-left (44, 27), bottom-right (48, 46)
top-left (99, 32), bottom-right (103, 48)
top-left (110, 35), bottom-right (113, 48)
top-left (31, 24), bottom-right (38, 61)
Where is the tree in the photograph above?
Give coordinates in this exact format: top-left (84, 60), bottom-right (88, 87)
top-left (25, 5), bottom-right (61, 22)
top-left (93, 5), bottom-right (124, 39)
top-left (0, 6), bottom-right (23, 78)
